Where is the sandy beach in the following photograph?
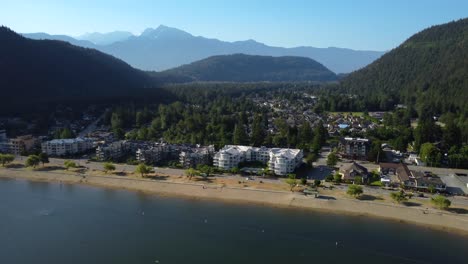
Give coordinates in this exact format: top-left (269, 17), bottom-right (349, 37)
top-left (1, 167), bottom-right (468, 235)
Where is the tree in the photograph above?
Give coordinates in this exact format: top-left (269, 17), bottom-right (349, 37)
top-left (25, 155), bottom-right (40, 168)
top-left (285, 174), bottom-right (298, 191)
top-left (38, 153), bottom-right (49, 167)
top-left (333, 172), bottom-right (342, 183)
top-left (314, 179), bottom-right (321, 187)
top-left (420, 143), bottom-right (441, 167)
top-left (347, 184), bottom-right (363, 198)
top-left (305, 153), bottom-right (317, 168)
top-left (0, 154), bottom-right (15, 167)
top-left (354, 176), bottom-right (363, 185)
top-left (251, 114), bottom-right (266, 147)
top-left (64, 160), bottom-right (77, 170)
top-left (185, 168), bottom-right (198, 180)
top-left (60, 128), bottom-right (74, 139)
top-left (327, 152), bottom-right (338, 167)
top-left (111, 112), bottom-right (124, 139)
top-left (312, 121), bottom-right (327, 152)
top-left (197, 165), bottom-right (214, 177)
top-left (300, 177), bottom-right (307, 185)
top-left (368, 140), bottom-right (382, 163)
top-left (230, 167), bottom-right (240, 174)
top-left (390, 191), bottom-right (408, 204)
top-left (427, 185), bottom-right (436, 194)
top-left (431, 195), bottom-right (451, 210)
top-left (233, 122), bottom-right (248, 145)
top-left (298, 121), bottom-right (313, 147)
top-left (325, 174), bottom-right (334, 182)
top-left (135, 164), bottom-right (152, 177)
top-left (103, 162), bottom-right (116, 173)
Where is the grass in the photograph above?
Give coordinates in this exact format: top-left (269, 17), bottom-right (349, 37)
top-left (370, 181), bottom-right (383, 187)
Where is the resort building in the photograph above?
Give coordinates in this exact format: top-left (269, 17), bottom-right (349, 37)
top-left (41, 138), bottom-right (94, 157)
top-left (338, 137), bottom-right (370, 160)
top-left (213, 145), bottom-right (303, 175)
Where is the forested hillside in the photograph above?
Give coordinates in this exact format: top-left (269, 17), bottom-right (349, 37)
top-left (155, 54), bottom-right (337, 82)
top-left (0, 27), bottom-right (161, 112)
top-left (340, 18), bottom-right (468, 115)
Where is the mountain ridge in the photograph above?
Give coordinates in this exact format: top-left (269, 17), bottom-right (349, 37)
top-left (22, 25), bottom-right (385, 73)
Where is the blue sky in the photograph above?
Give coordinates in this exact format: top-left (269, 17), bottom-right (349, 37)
top-left (1, 0), bottom-right (467, 50)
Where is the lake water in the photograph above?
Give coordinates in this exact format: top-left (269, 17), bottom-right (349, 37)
top-left (1, 177), bottom-right (467, 264)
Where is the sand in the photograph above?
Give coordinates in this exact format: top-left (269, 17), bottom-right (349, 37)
top-left (1, 167), bottom-right (468, 235)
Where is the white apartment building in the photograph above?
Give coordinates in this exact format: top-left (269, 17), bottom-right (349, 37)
top-left (268, 148), bottom-right (304, 175)
top-left (213, 145), bottom-right (303, 175)
top-left (42, 138), bottom-right (94, 157)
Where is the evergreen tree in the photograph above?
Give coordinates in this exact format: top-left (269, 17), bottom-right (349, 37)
top-left (251, 114), bottom-right (266, 147)
top-left (233, 122), bottom-right (248, 145)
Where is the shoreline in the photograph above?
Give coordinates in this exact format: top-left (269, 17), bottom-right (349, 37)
top-left (1, 168), bottom-right (468, 236)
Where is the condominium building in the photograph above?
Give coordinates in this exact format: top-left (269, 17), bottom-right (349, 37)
top-left (41, 138), bottom-right (94, 157)
top-left (213, 145), bottom-right (303, 175)
top-left (0, 130), bottom-right (9, 153)
top-left (9, 135), bottom-right (39, 155)
top-left (96, 141), bottom-right (126, 161)
top-left (179, 145), bottom-right (215, 168)
top-left (338, 137), bottom-right (370, 160)
top-left (136, 144), bottom-right (172, 164)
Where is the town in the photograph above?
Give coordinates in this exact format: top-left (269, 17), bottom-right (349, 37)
top-left (1, 94), bottom-right (467, 204)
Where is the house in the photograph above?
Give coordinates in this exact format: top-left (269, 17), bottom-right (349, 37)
top-left (338, 137), bottom-right (370, 160)
top-left (213, 145), bottom-right (303, 175)
top-left (379, 163), bottom-right (412, 186)
top-left (42, 138), bottom-right (94, 157)
top-left (339, 161), bottom-right (369, 183)
top-left (410, 171), bottom-right (446, 192)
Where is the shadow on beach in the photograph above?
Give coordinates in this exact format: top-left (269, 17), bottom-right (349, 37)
top-left (193, 177), bottom-right (215, 183)
top-left (147, 175), bottom-right (170, 181)
top-left (36, 166), bottom-right (64, 171)
top-left (447, 208), bottom-right (468, 214)
top-left (317, 195), bottom-right (336, 200)
top-left (6, 164), bottom-right (25, 169)
top-left (402, 201), bottom-right (422, 207)
top-left (358, 194), bottom-right (384, 201)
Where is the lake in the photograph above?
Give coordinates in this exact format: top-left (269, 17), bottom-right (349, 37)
top-left (0, 177), bottom-right (466, 264)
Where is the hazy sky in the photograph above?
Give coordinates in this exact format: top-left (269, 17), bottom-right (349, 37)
top-left (1, 0), bottom-right (467, 51)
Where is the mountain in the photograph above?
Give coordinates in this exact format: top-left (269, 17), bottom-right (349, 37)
top-left (0, 27), bottom-right (158, 111)
top-left (340, 18), bottom-right (468, 113)
top-left (23, 32), bottom-right (97, 48)
top-left (77, 31), bottom-right (133, 45)
top-left (156, 54), bottom-right (337, 82)
top-left (23, 25), bottom-right (385, 73)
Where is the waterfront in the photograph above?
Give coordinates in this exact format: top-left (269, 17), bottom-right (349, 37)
top-left (0, 177), bottom-right (467, 264)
